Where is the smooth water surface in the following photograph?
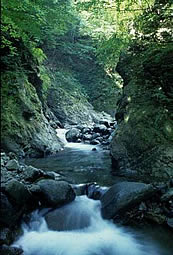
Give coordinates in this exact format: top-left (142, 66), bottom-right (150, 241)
top-left (25, 142), bottom-right (124, 186)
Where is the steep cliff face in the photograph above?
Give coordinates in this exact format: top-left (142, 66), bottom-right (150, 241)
top-left (110, 46), bottom-right (173, 181)
top-left (1, 71), bottom-right (63, 158)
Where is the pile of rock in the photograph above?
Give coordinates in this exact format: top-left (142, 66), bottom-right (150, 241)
top-left (65, 120), bottom-right (116, 147)
top-left (0, 152), bottom-right (76, 253)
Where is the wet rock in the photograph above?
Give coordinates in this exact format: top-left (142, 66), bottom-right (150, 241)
top-left (0, 245), bottom-right (23, 255)
top-left (6, 160), bottom-right (19, 171)
top-left (161, 188), bottom-right (173, 202)
top-left (99, 120), bottom-right (110, 128)
top-left (95, 137), bottom-right (103, 143)
top-left (5, 180), bottom-right (32, 208)
top-left (8, 152), bottom-right (17, 159)
top-left (37, 180), bottom-right (76, 207)
top-left (170, 179), bottom-right (173, 187)
top-left (93, 124), bottom-right (108, 135)
top-left (167, 218), bottom-right (173, 228)
top-left (23, 165), bottom-right (45, 182)
top-left (81, 127), bottom-right (91, 134)
top-left (145, 212), bottom-right (166, 224)
top-left (71, 184), bottom-right (87, 196)
top-left (0, 228), bottom-right (11, 245)
top-left (0, 193), bottom-right (20, 227)
top-left (92, 148), bottom-right (97, 151)
top-left (87, 183), bottom-right (109, 200)
top-left (65, 128), bottom-right (80, 142)
top-left (101, 141), bottom-right (110, 146)
top-left (90, 139), bottom-right (100, 145)
top-left (139, 202), bottom-right (147, 211)
top-left (82, 134), bottom-right (92, 141)
top-left (91, 133), bottom-right (100, 140)
top-left (101, 181), bottom-right (156, 219)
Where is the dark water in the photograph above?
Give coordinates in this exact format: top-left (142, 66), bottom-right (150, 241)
top-left (25, 142), bottom-right (173, 254)
top-left (25, 143), bottom-right (125, 186)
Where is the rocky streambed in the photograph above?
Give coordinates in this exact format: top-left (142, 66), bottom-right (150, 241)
top-left (0, 124), bottom-right (173, 254)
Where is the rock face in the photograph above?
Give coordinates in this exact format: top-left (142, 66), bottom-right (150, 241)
top-left (37, 179), bottom-right (76, 207)
top-left (110, 48), bottom-right (173, 181)
top-left (1, 75), bottom-right (63, 157)
top-left (101, 181), bottom-right (155, 219)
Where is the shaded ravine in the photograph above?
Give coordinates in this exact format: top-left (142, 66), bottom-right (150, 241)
top-left (21, 130), bottom-right (173, 255)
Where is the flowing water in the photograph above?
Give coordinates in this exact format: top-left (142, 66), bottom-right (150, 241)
top-left (19, 129), bottom-right (173, 254)
top-left (14, 196), bottom-right (162, 255)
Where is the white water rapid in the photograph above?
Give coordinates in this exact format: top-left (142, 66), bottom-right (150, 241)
top-left (13, 196), bottom-right (159, 255)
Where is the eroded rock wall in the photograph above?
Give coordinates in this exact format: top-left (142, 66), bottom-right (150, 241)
top-left (110, 46), bottom-right (173, 181)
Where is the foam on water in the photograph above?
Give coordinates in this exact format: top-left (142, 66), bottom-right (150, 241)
top-left (13, 196), bottom-right (159, 255)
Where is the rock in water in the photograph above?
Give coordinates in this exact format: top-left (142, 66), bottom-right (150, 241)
top-left (6, 160), bottom-right (19, 171)
top-left (5, 180), bottom-right (32, 208)
top-left (101, 181), bottom-right (156, 219)
top-left (65, 128), bottom-right (80, 142)
top-left (37, 180), bottom-right (76, 207)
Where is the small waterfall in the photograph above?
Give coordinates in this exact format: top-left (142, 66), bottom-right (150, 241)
top-left (56, 128), bottom-right (68, 145)
top-left (13, 196), bottom-right (159, 255)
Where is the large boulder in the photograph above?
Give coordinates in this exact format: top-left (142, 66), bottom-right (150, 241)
top-left (101, 181), bottom-right (156, 219)
top-left (0, 193), bottom-right (20, 227)
top-left (23, 165), bottom-right (44, 182)
top-left (37, 180), bottom-right (76, 207)
top-left (65, 128), bottom-right (81, 142)
top-left (93, 124), bottom-right (108, 135)
top-left (5, 180), bottom-right (32, 208)
top-left (6, 160), bottom-right (19, 171)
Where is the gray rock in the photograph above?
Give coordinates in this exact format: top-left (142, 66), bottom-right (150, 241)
top-left (71, 184), bottom-right (87, 196)
top-left (23, 165), bottom-right (44, 182)
top-left (93, 124), bottom-right (108, 134)
top-left (82, 134), bottom-right (92, 140)
top-left (99, 120), bottom-right (110, 128)
top-left (0, 193), bottom-right (20, 227)
top-left (37, 179), bottom-right (76, 207)
top-left (5, 180), bottom-right (32, 207)
top-left (91, 133), bottom-right (100, 140)
top-left (161, 188), bottom-right (173, 202)
top-left (95, 137), bottom-right (103, 143)
top-left (6, 160), bottom-right (19, 171)
top-left (81, 127), bottom-right (91, 134)
top-left (101, 181), bottom-right (156, 219)
top-left (0, 245), bottom-right (23, 255)
top-left (65, 128), bottom-right (81, 142)
top-left (90, 139), bottom-right (100, 145)
top-left (0, 228), bottom-right (11, 245)
top-left (167, 218), bottom-right (173, 228)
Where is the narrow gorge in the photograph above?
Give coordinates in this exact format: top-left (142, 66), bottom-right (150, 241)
top-left (1, 0), bottom-right (173, 254)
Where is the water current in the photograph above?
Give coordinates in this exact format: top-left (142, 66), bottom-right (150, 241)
top-left (17, 129), bottom-right (172, 255)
